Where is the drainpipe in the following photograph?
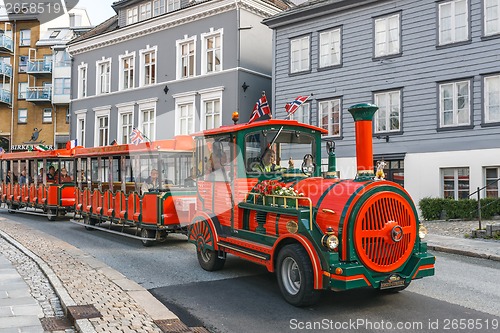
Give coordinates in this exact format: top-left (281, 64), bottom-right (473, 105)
top-left (10, 21), bottom-right (17, 151)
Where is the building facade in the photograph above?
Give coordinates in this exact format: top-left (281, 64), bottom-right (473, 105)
top-left (263, 0), bottom-right (500, 205)
top-left (0, 9), bottom-right (92, 152)
top-left (68, 0), bottom-right (286, 147)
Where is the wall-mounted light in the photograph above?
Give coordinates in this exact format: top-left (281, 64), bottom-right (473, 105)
top-left (242, 82), bottom-right (249, 92)
top-left (376, 135), bottom-right (390, 142)
top-left (163, 85), bottom-right (169, 94)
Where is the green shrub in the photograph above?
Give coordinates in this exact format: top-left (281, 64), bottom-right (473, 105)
top-left (419, 197), bottom-right (500, 220)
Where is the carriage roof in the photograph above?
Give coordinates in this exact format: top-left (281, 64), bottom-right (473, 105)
top-left (0, 149), bottom-right (73, 161)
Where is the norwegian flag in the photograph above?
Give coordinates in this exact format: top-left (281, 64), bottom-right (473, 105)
top-left (285, 95), bottom-right (310, 116)
top-left (248, 94), bottom-right (271, 123)
top-left (130, 128), bottom-right (145, 145)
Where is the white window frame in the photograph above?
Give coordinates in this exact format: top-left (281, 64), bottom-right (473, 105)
top-left (139, 45), bottom-right (157, 87)
top-left (119, 52), bottom-right (135, 91)
top-left (75, 109), bottom-right (87, 147)
top-left (319, 99), bottom-right (341, 137)
top-left (77, 63), bottom-right (88, 98)
top-left (94, 106), bottom-right (111, 147)
top-left (54, 78), bottom-right (70, 95)
top-left (200, 87), bottom-right (223, 130)
top-left (485, 166), bottom-right (500, 198)
top-left (439, 80), bottom-right (471, 127)
top-left (484, 74), bottom-right (500, 123)
top-left (139, 3), bottom-right (152, 21)
top-left (117, 102), bottom-right (135, 144)
top-left (18, 108), bottom-right (27, 123)
top-left (20, 29), bottom-right (31, 46)
top-left (96, 58), bottom-right (111, 95)
top-left (127, 7), bottom-right (139, 25)
top-left (442, 167), bottom-right (470, 199)
top-left (18, 82), bottom-right (28, 99)
top-left (176, 35), bottom-right (196, 79)
top-left (374, 13), bottom-right (400, 58)
top-left (201, 28), bottom-right (223, 75)
top-left (290, 103), bottom-right (310, 124)
top-left (174, 92), bottom-right (196, 135)
top-left (153, 0), bottom-right (165, 16)
top-left (374, 90), bottom-right (401, 133)
top-left (485, 0), bottom-right (500, 36)
top-left (290, 35), bottom-right (310, 74)
top-left (319, 28), bottom-right (341, 68)
top-left (43, 108), bottom-right (52, 123)
top-left (138, 98), bottom-right (157, 141)
top-left (439, 0), bottom-right (469, 45)
top-left (167, 0), bottom-right (180, 12)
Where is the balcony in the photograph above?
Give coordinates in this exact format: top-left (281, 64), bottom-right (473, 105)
top-left (0, 62), bottom-right (12, 77)
top-left (26, 87), bottom-right (52, 102)
top-left (0, 34), bottom-right (13, 52)
top-left (27, 60), bottom-right (52, 76)
top-left (0, 89), bottom-right (12, 105)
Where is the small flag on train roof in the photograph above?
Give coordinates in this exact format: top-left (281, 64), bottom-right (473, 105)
top-left (66, 139), bottom-right (77, 150)
top-left (285, 95), bottom-right (310, 116)
top-left (248, 92), bottom-right (271, 124)
top-left (130, 128), bottom-right (145, 145)
top-left (33, 145), bottom-right (50, 152)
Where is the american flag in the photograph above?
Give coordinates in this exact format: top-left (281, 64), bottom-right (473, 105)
top-left (248, 94), bottom-right (271, 123)
top-left (130, 128), bottom-right (145, 145)
top-left (285, 95), bottom-right (310, 116)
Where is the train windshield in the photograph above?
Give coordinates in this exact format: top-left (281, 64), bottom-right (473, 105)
top-left (245, 129), bottom-right (316, 173)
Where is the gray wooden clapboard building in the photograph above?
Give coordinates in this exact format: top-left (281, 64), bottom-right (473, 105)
top-left (263, 0), bottom-right (500, 205)
top-left (67, 0), bottom-right (287, 146)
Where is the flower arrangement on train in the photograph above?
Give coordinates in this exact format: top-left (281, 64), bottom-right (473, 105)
top-left (254, 179), bottom-right (304, 197)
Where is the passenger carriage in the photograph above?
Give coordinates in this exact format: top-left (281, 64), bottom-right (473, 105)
top-left (0, 148), bottom-right (76, 220)
top-left (188, 103), bottom-right (435, 306)
top-left (72, 136), bottom-right (197, 246)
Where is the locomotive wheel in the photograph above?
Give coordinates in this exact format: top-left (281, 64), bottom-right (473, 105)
top-left (47, 209), bottom-right (57, 221)
top-left (141, 228), bottom-right (155, 247)
top-left (276, 244), bottom-right (321, 307)
top-left (192, 220), bottom-right (225, 271)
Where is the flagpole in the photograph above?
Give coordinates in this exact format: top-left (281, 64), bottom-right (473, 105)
top-left (285, 94), bottom-right (312, 120)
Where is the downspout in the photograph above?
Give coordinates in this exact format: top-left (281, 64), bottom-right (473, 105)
top-left (10, 21), bottom-right (17, 151)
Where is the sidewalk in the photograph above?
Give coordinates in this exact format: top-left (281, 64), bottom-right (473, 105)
top-left (0, 216), bottom-right (499, 333)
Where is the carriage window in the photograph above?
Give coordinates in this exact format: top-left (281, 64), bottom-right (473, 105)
top-left (101, 158), bottom-right (110, 183)
top-left (199, 136), bottom-right (232, 181)
top-left (46, 161), bottom-right (59, 183)
top-left (91, 159), bottom-right (99, 183)
top-left (58, 160), bottom-right (74, 183)
top-left (112, 157), bottom-right (121, 183)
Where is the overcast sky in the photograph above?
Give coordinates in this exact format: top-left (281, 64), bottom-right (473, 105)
top-left (77, 0), bottom-right (116, 26)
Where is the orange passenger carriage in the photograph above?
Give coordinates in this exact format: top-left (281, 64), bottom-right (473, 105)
top-left (188, 103), bottom-right (435, 306)
top-left (0, 148), bottom-right (76, 220)
top-left (71, 136), bottom-right (197, 246)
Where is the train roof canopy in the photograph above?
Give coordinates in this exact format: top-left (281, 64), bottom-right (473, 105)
top-left (0, 148), bottom-right (73, 161)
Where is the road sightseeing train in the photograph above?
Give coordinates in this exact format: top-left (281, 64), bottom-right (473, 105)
top-left (0, 103), bottom-right (435, 306)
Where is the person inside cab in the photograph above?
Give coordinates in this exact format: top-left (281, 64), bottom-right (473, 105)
top-left (141, 169), bottom-right (166, 194)
top-left (253, 148), bottom-right (278, 173)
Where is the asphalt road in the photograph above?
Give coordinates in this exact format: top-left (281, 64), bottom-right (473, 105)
top-left (2, 211), bottom-right (500, 333)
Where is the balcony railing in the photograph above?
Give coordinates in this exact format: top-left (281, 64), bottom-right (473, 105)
top-left (0, 34), bottom-right (13, 52)
top-left (0, 89), bottom-right (12, 104)
top-left (0, 62), bottom-right (12, 77)
top-left (26, 87), bottom-right (52, 102)
top-left (27, 60), bottom-right (52, 74)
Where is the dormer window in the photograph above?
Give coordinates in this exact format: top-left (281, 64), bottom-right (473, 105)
top-left (127, 7), bottom-right (139, 25)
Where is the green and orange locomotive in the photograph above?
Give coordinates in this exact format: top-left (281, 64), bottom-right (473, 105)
top-left (188, 103), bottom-right (435, 306)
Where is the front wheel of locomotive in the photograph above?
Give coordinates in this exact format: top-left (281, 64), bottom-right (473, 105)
top-left (191, 220), bottom-right (225, 271)
top-left (276, 244), bottom-right (321, 307)
top-left (140, 228), bottom-right (155, 247)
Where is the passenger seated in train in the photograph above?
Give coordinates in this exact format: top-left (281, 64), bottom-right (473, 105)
top-left (59, 168), bottom-right (72, 183)
top-left (47, 166), bottom-right (56, 182)
top-left (184, 167), bottom-right (197, 187)
top-left (141, 169), bottom-right (168, 194)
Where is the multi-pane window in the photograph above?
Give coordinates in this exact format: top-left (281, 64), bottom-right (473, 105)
top-left (54, 50), bottom-right (70, 67)
top-left (290, 36), bottom-right (310, 73)
top-left (203, 31), bottom-right (222, 74)
top-left (140, 3), bottom-right (152, 21)
top-left (18, 82), bottom-right (27, 99)
top-left (78, 64), bottom-right (87, 98)
top-left (178, 39), bottom-right (195, 79)
top-left (485, 0), bottom-right (500, 36)
top-left (119, 112), bottom-right (133, 144)
top-left (18, 109), bottom-right (27, 123)
top-left (374, 90), bottom-right (401, 133)
top-left (439, 80), bottom-right (470, 127)
top-left (140, 108), bottom-right (155, 141)
top-left (203, 99), bottom-right (221, 130)
top-left (54, 78), bottom-right (71, 95)
top-left (127, 7), bottom-right (139, 24)
top-left (43, 108), bottom-right (52, 123)
top-left (20, 29), bottom-right (31, 46)
top-left (141, 48), bottom-right (156, 86)
top-left (178, 103), bottom-right (194, 135)
top-left (97, 59), bottom-right (111, 94)
top-left (319, 28), bottom-right (341, 68)
top-left (319, 99), bottom-right (341, 137)
top-left (291, 103), bottom-right (310, 124)
top-left (485, 167), bottom-right (500, 198)
top-left (484, 75), bottom-right (500, 123)
top-left (19, 56), bottom-right (28, 72)
top-left (120, 54), bottom-right (135, 90)
top-left (97, 115), bottom-right (109, 146)
top-left (76, 114), bottom-right (85, 147)
top-left (167, 0), bottom-right (181, 12)
top-left (442, 167), bottom-right (470, 199)
top-left (153, 0), bottom-right (165, 16)
top-left (439, 0), bottom-right (469, 45)
top-left (374, 13), bottom-right (400, 57)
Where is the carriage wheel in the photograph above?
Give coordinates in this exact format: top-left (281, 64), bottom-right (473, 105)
top-left (84, 216), bottom-right (96, 231)
top-left (7, 202), bottom-right (17, 214)
top-left (47, 208), bottom-right (57, 221)
top-left (141, 228), bottom-right (155, 247)
top-left (191, 220), bottom-right (225, 271)
top-left (276, 244), bottom-right (321, 307)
